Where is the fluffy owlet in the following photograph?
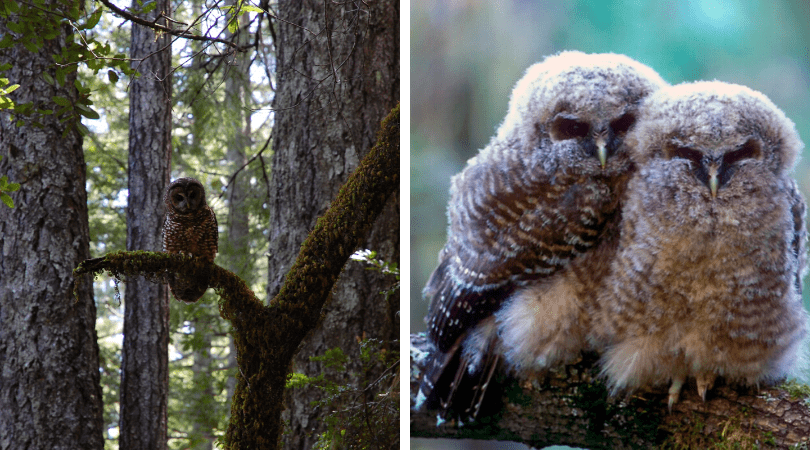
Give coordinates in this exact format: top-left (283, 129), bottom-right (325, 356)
top-left (163, 177), bottom-right (219, 303)
top-left (418, 51), bottom-right (667, 417)
top-left (591, 81), bottom-right (808, 408)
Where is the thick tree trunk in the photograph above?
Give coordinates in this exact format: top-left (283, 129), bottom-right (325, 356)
top-left (119, 0), bottom-right (172, 448)
top-left (269, 1), bottom-right (400, 448)
top-left (0, 4), bottom-right (104, 449)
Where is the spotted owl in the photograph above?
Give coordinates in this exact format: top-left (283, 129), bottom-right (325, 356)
top-left (418, 51), bottom-right (668, 417)
top-left (590, 81), bottom-right (808, 408)
top-left (163, 177), bottom-right (219, 303)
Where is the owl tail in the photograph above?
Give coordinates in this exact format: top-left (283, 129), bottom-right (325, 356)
top-left (416, 335), bottom-right (502, 422)
top-left (167, 273), bottom-right (208, 303)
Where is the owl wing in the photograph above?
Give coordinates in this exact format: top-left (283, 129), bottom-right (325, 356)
top-left (419, 140), bottom-right (626, 419)
top-left (425, 141), bottom-right (623, 352)
top-left (201, 205), bottom-right (219, 262)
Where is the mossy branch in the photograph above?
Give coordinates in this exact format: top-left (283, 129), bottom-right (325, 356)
top-left (74, 103), bottom-right (399, 450)
top-left (410, 333), bottom-right (810, 449)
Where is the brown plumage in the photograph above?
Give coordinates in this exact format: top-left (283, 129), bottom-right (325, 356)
top-left (590, 81), bottom-right (808, 408)
top-left (163, 177), bottom-right (218, 303)
top-left (418, 51), bottom-right (668, 418)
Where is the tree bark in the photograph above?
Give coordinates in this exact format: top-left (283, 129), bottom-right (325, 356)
top-left (410, 333), bottom-right (810, 449)
top-left (0, 3), bottom-right (104, 449)
top-left (119, 0), bottom-right (172, 448)
top-left (269, 1), bottom-right (400, 448)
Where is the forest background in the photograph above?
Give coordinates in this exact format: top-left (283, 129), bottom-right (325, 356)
top-left (0, 0), bottom-right (399, 449)
top-left (411, 1), bottom-right (810, 449)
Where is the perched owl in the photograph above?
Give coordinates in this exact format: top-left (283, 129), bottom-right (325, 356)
top-left (163, 177), bottom-right (219, 303)
top-left (590, 81), bottom-right (808, 408)
top-left (418, 51), bottom-right (668, 417)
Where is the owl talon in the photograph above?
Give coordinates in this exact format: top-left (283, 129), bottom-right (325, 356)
top-left (696, 374), bottom-right (716, 402)
top-left (667, 376), bottom-right (684, 412)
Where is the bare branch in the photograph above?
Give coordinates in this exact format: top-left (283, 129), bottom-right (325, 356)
top-left (98, 0), bottom-right (245, 50)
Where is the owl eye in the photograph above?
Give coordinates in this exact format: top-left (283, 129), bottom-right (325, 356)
top-left (173, 193), bottom-right (184, 202)
top-left (723, 138), bottom-right (761, 166)
top-left (550, 116), bottom-right (590, 140)
top-left (610, 112), bottom-right (636, 135)
top-left (669, 146), bottom-right (703, 165)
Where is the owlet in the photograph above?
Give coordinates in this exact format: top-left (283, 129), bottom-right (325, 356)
top-left (591, 81), bottom-right (808, 408)
top-left (418, 51), bottom-right (668, 418)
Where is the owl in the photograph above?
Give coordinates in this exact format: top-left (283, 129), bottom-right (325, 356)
top-left (163, 177), bottom-right (219, 303)
top-left (418, 51), bottom-right (668, 417)
top-left (590, 81), bottom-right (808, 408)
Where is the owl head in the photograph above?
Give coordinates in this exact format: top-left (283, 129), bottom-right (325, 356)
top-left (498, 51), bottom-right (668, 176)
top-left (165, 177), bottom-right (208, 215)
top-left (628, 81), bottom-right (802, 205)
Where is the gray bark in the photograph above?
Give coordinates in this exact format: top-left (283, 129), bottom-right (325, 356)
top-left (0, 4), bottom-right (104, 449)
top-left (269, 1), bottom-right (400, 448)
top-left (119, 0), bottom-right (172, 448)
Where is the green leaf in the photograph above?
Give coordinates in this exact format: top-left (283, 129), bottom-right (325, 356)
top-left (228, 18), bottom-right (238, 34)
top-left (76, 122), bottom-right (90, 136)
top-left (0, 63), bottom-right (11, 72)
top-left (0, 193), bottom-right (13, 208)
top-left (141, 0), bottom-right (156, 14)
top-left (5, 183), bottom-right (19, 192)
top-left (5, 21), bottom-right (21, 34)
top-left (241, 5), bottom-right (264, 13)
top-left (0, 34), bottom-right (13, 49)
top-left (22, 40), bottom-right (38, 53)
top-left (3, 84), bottom-right (19, 95)
top-left (75, 104), bottom-right (100, 119)
top-left (107, 70), bottom-right (119, 84)
top-left (52, 96), bottom-right (71, 107)
top-left (83, 8), bottom-right (103, 30)
top-left (42, 72), bottom-right (55, 85)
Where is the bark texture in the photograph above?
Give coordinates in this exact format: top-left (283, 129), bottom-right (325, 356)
top-left (0, 5), bottom-right (104, 449)
top-left (119, 0), bottom-right (172, 448)
top-left (410, 333), bottom-right (810, 449)
top-left (269, 1), bottom-right (400, 448)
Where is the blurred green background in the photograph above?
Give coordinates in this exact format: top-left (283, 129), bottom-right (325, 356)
top-left (410, 1), bottom-right (810, 449)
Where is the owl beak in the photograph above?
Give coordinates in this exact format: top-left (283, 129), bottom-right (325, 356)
top-left (708, 164), bottom-right (719, 198)
top-left (595, 139), bottom-right (608, 170)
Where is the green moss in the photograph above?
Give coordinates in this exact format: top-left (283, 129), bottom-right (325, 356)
top-left (780, 380), bottom-right (810, 400)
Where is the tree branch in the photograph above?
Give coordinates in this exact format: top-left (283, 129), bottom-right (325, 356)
top-left (97, 0), bottom-right (245, 50)
top-left (410, 333), bottom-right (810, 449)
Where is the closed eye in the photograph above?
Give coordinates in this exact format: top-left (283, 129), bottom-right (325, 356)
top-left (723, 138), bottom-right (761, 166)
top-left (550, 115), bottom-right (590, 140)
top-left (668, 145), bottom-right (703, 165)
top-left (610, 112), bottom-right (636, 135)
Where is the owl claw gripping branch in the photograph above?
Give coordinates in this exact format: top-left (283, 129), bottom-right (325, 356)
top-left (419, 52), bottom-right (809, 421)
top-left (163, 177), bottom-right (219, 303)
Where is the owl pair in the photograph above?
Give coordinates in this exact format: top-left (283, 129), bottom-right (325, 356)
top-left (420, 51), bottom-right (808, 417)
